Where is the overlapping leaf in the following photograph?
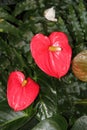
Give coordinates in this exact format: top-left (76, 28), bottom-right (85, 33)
top-left (71, 116), bottom-right (87, 130)
top-left (32, 115), bottom-right (67, 130)
top-left (0, 100), bottom-right (35, 130)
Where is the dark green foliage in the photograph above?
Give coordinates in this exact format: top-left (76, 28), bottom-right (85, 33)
top-left (0, 0), bottom-right (87, 129)
top-left (32, 115), bottom-right (68, 130)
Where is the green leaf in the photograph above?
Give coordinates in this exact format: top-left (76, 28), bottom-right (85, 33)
top-left (51, 115), bottom-right (68, 130)
top-left (18, 118), bottom-right (39, 130)
top-left (71, 116), bottom-right (87, 130)
top-left (32, 119), bottom-right (61, 130)
top-left (75, 0), bottom-right (87, 40)
top-left (0, 100), bottom-right (35, 130)
top-left (0, 84), bottom-right (6, 101)
top-left (13, 0), bottom-right (37, 16)
top-left (36, 73), bottom-right (58, 120)
top-left (0, 20), bottom-right (22, 36)
top-left (0, 7), bottom-right (22, 26)
top-left (36, 68), bottom-right (87, 121)
top-left (67, 5), bottom-right (84, 43)
top-left (32, 118), bottom-right (62, 130)
top-left (0, 0), bottom-right (16, 5)
top-left (32, 115), bottom-right (67, 130)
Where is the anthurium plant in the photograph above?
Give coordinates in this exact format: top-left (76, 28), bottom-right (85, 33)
top-left (30, 32), bottom-right (72, 78)
top-left (7, 71), bottom-right (39, 111)
top-left (0, 0), bottom-right (87, 130)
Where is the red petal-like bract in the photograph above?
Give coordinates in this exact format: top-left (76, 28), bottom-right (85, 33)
top-left (7, 71), bottom-right (39, 111)
top-left (30, 32), bottom-right (72, 78)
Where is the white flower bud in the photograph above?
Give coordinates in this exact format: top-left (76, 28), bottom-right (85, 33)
top-left (44, 7), bottom-right (57, 22)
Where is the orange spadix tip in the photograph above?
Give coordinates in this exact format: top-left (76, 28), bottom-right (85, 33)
top-left (22, 80), bottom-right (27, 87)
top-left (49, 46), bottom-right (62, 51)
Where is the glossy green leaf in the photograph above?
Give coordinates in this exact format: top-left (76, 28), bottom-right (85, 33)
top-left (51, 115), bottom-right (68, 130)
top-left (32, 115), bottom-right (67, 130)
top-left (36, 73), bottom-right (58, 120)
top-left (0, 84), bottom-right (6, 101)
top-left (0, 100), bottom-right (35, 130)
top-left (71, 116), bottom-right (87, 130)
top-left (32, 119), bottom-right (61, 130)
top-left (36, 69), bottom-right (87, 121)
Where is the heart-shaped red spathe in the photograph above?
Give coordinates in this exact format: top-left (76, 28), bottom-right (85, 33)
top-left (7, 71), bottom-right (40, 111)
top-left (30, 32), bottom-right (72, 78)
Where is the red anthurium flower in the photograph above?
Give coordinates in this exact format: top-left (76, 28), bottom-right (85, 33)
top-left (7, 71), bottom-right (39, 111)
top-left (30, 32), bottom-right (72, 78)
